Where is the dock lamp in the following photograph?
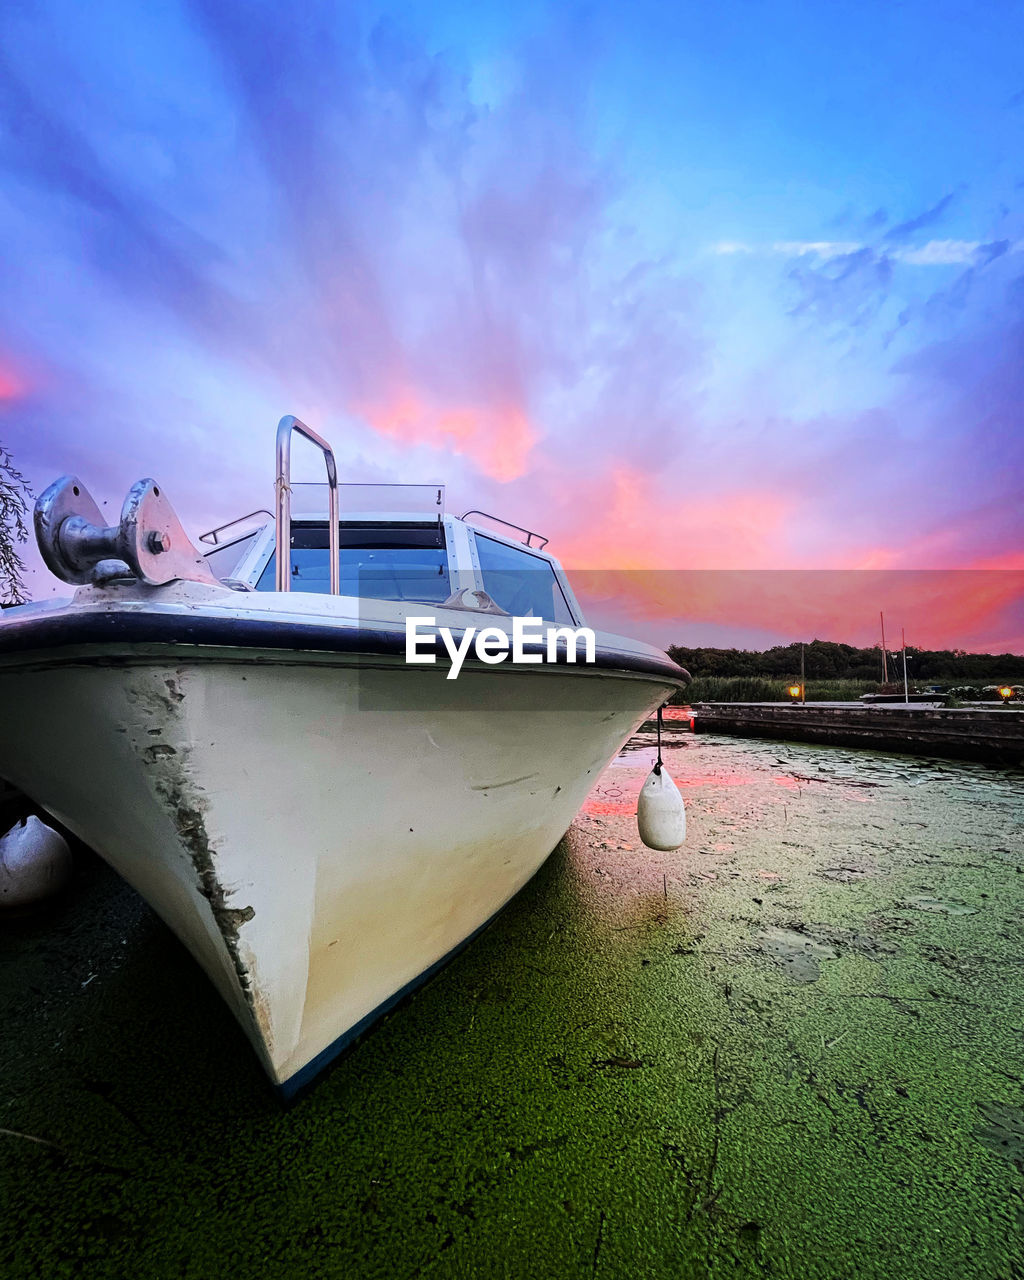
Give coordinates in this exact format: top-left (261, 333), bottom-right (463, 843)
top-left (999, 685), bottom-right (1014, 704)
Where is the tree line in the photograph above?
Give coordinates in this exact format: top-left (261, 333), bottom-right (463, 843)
top-left (666, 639), bottom-right (1024, 683)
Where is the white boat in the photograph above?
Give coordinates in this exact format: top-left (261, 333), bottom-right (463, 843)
top-left (0, 417), bottom-right (688, 1095)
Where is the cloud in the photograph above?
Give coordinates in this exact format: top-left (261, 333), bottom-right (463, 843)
top-left (713, 238), bottom-right (1020, 266)
top-left (0, 358), bottom-right (26, 401)
top-left (771, 241), bottom-right (863, 258)
top-left (549, 464), bottom-right (796, 572)
top-left (883, 191), bottom-right (960, 241)
top-left (0, 0), bottom-right (621, 489)
top-left (574, 569), bottom-right (1024, 652)
top-left (896, 239), bottom-right (979, 265)
top-left (786, 246), bottom-right (894, 328)
top-left (976, 239), bottom-right (1012, 265)
top-left (0, 56), bottom-right (239, 344)
top-left (354, 391), bottom-right (537, 481)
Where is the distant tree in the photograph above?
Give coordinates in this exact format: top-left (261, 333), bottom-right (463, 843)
top-left (0, 442), bottom-right (31, 605)
top-left (668, 637), bottom-right (1023, 683)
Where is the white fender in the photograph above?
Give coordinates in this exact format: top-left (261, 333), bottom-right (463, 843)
top-left (637, 766), bottom-right (686, 851)
top-left (0, 815), bottom-right (72, 907)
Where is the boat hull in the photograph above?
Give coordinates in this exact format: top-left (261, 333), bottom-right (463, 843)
top-left (0, 645), bottom-right (678, 1092)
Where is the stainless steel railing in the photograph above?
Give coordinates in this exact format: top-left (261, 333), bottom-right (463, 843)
top-left (199, 509), bottom-right (274, 546)
top-left (460, 509), bottom-right (548, 549)
top-left (275, 415), bottom-right (340, 594)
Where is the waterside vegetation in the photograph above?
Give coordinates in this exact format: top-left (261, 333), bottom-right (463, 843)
top-left (668, 640), bottom-right (1024, 703)
top-left (683, 676), bottom-right (877, 704)
top-left (0, 442), bottom-right (30, 607)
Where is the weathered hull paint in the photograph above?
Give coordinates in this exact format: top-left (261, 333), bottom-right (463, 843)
top-left (0, 648), bottom-right (678, 1090)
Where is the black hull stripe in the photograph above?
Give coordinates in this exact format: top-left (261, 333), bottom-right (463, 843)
top-left (0, 611), bottom-right (690, 686)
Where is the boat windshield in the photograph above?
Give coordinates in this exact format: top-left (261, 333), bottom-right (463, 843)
top-left (256, 523), bottom-right (451, 602)
top-left (204, 531), bottom-right (259, 580)
top-left (474, 534), bottom-right (575, 624)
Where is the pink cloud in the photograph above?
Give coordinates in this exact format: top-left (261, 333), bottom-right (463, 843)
top-left (357, 389), bottom-right (537, 482)
top-left (569, 567), bottom-right (1024, 651)
top-left (547, 465), bottom-right (795, 571)
top-left (0, 360), bottom-right (26, 401)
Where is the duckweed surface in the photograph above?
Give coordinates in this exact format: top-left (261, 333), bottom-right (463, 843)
top-left (1, 731), bottom-right (1022, 1278)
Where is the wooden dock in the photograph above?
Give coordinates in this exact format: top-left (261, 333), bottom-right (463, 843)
top-left (691, 702), bottom-right (1024, 765)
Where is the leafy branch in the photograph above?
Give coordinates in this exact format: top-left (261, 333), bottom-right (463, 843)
top-left (0, 441), bottom-right (31, 606)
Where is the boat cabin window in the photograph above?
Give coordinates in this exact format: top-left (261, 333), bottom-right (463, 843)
top-left (474, 534), bottom-right (575, 624)
top-left (204, 532), bottom-right (259, 580)
top-left (256, 523), bottom-right (452, 602)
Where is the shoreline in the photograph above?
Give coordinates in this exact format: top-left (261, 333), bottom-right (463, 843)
top-left (689, 702), bottom-right (1024, 765)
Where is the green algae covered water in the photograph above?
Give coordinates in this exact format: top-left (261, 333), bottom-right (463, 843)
top-left (1, 731), bottom-right (1022, 1279)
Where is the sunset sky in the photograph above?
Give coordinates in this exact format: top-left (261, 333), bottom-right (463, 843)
top-left (1, 0), bottom-right (1022, 649)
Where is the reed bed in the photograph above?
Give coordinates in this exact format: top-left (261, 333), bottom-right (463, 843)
top-left (680, 676), bottom-right (877, 703)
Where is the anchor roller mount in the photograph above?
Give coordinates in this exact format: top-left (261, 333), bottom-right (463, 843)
top-left (35, 475), bottom-right (220, 589)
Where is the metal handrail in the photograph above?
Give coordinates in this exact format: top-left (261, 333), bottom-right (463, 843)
top-left (275, 415), bottom-right (340, 594)
top-left (460, 509), bottom-right (549, 550)
top-left (199, 509), bottom-right (274, 546)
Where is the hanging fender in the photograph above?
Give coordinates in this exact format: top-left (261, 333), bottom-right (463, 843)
top-left (636, 704), bottom-right (687, 851)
